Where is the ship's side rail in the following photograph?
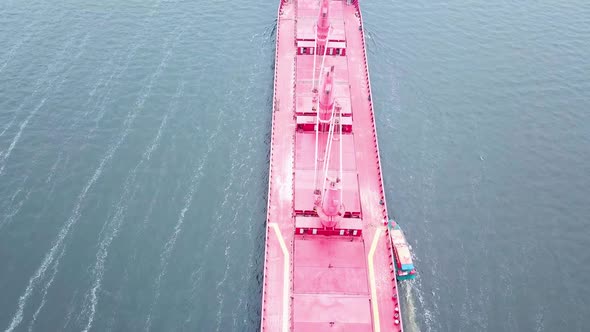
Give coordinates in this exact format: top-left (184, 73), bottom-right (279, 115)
top-left (261, 0), bottom-right (296, 331)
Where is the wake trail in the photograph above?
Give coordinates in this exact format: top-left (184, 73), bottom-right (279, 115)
top-left (111, 152), bottom-right (167, 325)
top-left (0, 144), bottom-right (48, 230)
top-left (401, 281), bottom-right (422, 332)
top-left (212, 158), bottom-right (242, 332)
top-left (26, 244), bottom-right (67, 332)
top-left (226, 155), bottom-right (262, 329)
top-left (45, 152), bottom-right (62, 184)
top-left (185, 140), bottom-right (239, 283)
top-left (225, 174), bottom-right (261, 328)
top-left (186, 119), bottom-right (255, 328)
top-left (64, 56), bottom-right (122, 147)
top-left (4, 136), bottom-right (114, 332)
top-left (0, 32), bottom-right (90, 176)
top-left (3, 24), bottom-right (168, 332)
top-left (0, 45), bottom-right (119, 227)
top-left (214, 192), bottom-right (251, 331)
top-left (0, 188), bottom-right (32, 230)
top-left (0, 32), bottom-right (92, 230)
top-left (213, 139), bottom-right (254, 331)
top-left (83, 49), bottom-right (135, 142)
top-left (230, 196), bottom-right (263, 329)
top-left (0, 31), bottom-right (77, 141)
top-left (0, 55), bottom-right (124, 235)
top-left (185, 172), bottom-right (241, 326)
top-left (124, 143), bottom-right (170, 274)
top-left (410, 270), bottom-right (437, 332)
top-left (0, 21), bottom-right (43, 75)
top-left (183, 64), bottom-right (265, 328)
top-left (80, 79), bottom-right (184, 332)
top-left (0, 117), bottom-right (16, 138)
top-left (144, 112), bottom-right (224, 332)
top-left (61, 289), bottom-right (80, 332)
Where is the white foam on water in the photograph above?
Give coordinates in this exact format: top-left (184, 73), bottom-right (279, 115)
top-left (457, 246), bottom-right (474, 330)
top-left (0, 97), bottom-right (47, 176)
top-left (0, 32), bottom-right (93, 228)
top-left (409, 276), bottom-right (436, 332)
top-left (144, 112), bottom-right (224, 332)
top-left (84, 21), bottom-right (181, 144)
top-left (112, 170), bottom-right (166, 324)
top-left (6, 174), bottom-right (28, 204)
top-left (396, 239), bottom-right (440, 332)
top-left (208, 135), bottom-right (253, 330)
top-left (5, 143), bottom-right (112, 332)
top-left (181, 64), bottom-right (264, 329)
top-left (0, 32), bottom-right (89, 176)
top-left (80, 78), bottom-right (184, 332)
top-left (45, 152), bottom-right (62, 184)
top-left (143, 155), bottom-right (209, 331)
top-left (86, 52), bottom-right (120, 101)
top-left (1, 17), bottom-right (108, 186)
top-left (85, 38), bottom-right (182, 332)
top-left (230, 194), bottom-right (265, 330)
top-left (0, 21), bottom-right (38, 75)
top-left (1, 33), bottom-right (75, 139)
top-left (400, 281), bottom-right (422, 332)
top-left (1, 52), bottom-right (118, 231)
top-left (0, 117), bottom-right (16, 138)
top-left (183, 177), bottom-right (237, 326)
top-left (212, 194), bottom-right (244, 329)
top-left (215, 181), bottom-right (255, 330)
top-left (26, 244), bottom-right (67, 332)
top-left (60, 289), bottom-right (80, 331)
top-left (214, 243), bottom-right (232, 332)
top-left (0, 49), bottom-right (117, 230)
top-left (0, 188), bottom-right (32, 230)
top-left (125, 164), bottom-right (165, 267)
top-left (535, 304), bottom-right (546, 332)
top-left (3, 26), bottom-right (157, 332)
top-left (84, 48), bottom-right (139, 142)
top-left (0, 164), bottom-right (36, 230)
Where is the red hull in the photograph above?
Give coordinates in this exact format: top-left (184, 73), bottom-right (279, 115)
top-left (262, 0), bottom-right (404, 331)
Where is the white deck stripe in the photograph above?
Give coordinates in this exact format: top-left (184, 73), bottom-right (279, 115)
top-left (270, 222), bottom-right (290, 332)
top-left (368, 227), bottom-right (382, 332)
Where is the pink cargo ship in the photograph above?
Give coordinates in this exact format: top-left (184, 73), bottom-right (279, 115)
top-left (261, 0), bottom-right (415, 330)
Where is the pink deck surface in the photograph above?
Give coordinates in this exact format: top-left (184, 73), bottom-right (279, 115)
top-left (262, 1), bottom-right (404, 331)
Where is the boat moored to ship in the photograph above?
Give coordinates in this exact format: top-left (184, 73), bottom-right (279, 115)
top-left (388, 220), bottom-right (417, 281)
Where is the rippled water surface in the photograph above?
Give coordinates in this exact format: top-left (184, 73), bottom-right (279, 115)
top-left (1, 0), bottom-right (589, 331)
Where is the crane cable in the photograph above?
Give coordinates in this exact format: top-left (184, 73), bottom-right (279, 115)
top-left (312, 25), bottom-right (333, 190)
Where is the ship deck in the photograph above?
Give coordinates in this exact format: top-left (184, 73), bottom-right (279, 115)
top-left (262, 0), bottom-right (403, 331)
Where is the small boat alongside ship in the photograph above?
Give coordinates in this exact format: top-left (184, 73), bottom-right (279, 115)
top-left (388, 221), bottom-right (417, 281)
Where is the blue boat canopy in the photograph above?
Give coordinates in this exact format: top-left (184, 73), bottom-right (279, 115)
top-left (401, 264), bottom-right (415, 271)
